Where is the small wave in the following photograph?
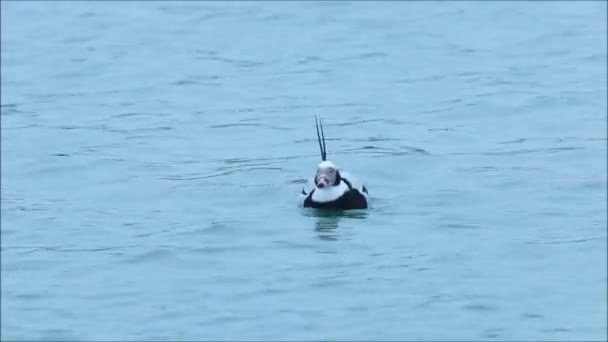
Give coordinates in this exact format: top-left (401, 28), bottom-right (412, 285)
top-left (484, 147), bottom-right (584, 156)
top-left (334, 118), bottom-right (405, 127)
top-left (121, 248), bottom-right (180, 264)
top-left (526, 236), bottom-right (606, 245)
top-left (170, 79), bottom-right (198, 86)
top-left (440, 223), bottom-right (481, 230)
top-left (457, 166), bottom-right (497, 173)
top-left (160, 166), bottom-right (283, 181)
top-left (445, 146), bottom-right (584, 156)
top-left (110, 112), bottom-right (170, 119)
top-left (2, 245), bottom-right (135, 254)
top-left (208, 123), bottom-right (262, 129)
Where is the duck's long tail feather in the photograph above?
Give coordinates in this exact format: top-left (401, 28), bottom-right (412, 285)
top-left (315, 115), bottom-right (327, 161)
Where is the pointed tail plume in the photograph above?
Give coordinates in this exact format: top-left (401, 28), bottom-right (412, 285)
top-left (315, 115), bottom-right (327, 161)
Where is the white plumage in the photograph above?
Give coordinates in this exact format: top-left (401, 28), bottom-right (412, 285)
top-left (298, 169), bottom-right (369, 207)
top-left (298, 115), bottom-right (370, 210)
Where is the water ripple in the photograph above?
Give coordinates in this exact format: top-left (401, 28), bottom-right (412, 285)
top-left (2, 1), bottom-right (605, 341)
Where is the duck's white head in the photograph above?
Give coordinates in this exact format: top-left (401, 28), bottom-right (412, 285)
top-left (312, 115), bottom-right (342, 188)
top-left (315, 160), bottom-right (340, 188)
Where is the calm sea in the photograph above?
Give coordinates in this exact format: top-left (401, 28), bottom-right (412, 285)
top-left (2, 1), bottom-right (607, 340)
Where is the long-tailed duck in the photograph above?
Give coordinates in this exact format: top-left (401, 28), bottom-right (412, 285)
top-left (299, 116), bottom-right (369, 210)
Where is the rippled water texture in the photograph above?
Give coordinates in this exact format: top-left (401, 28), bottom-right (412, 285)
top-left (2, 1), bottom-right (607, 340)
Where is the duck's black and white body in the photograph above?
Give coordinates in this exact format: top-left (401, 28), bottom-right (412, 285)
top-left (298, 116), bottom-right (369, 210)
top-left (299, 160), bottom-right (369, 209)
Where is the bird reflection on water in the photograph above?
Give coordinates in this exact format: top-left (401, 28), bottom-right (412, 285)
top-left (306, 209), bottom-right (369, 241)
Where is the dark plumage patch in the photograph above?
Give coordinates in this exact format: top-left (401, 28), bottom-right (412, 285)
top-left (303, 188), bottom-right (368, 210)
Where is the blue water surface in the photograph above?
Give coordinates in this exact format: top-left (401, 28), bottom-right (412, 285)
top-left (2, 1), bottom-right (607, 340)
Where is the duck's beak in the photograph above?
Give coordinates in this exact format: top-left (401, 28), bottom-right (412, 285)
top-left (315, 173), bottom-right (330, 188)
